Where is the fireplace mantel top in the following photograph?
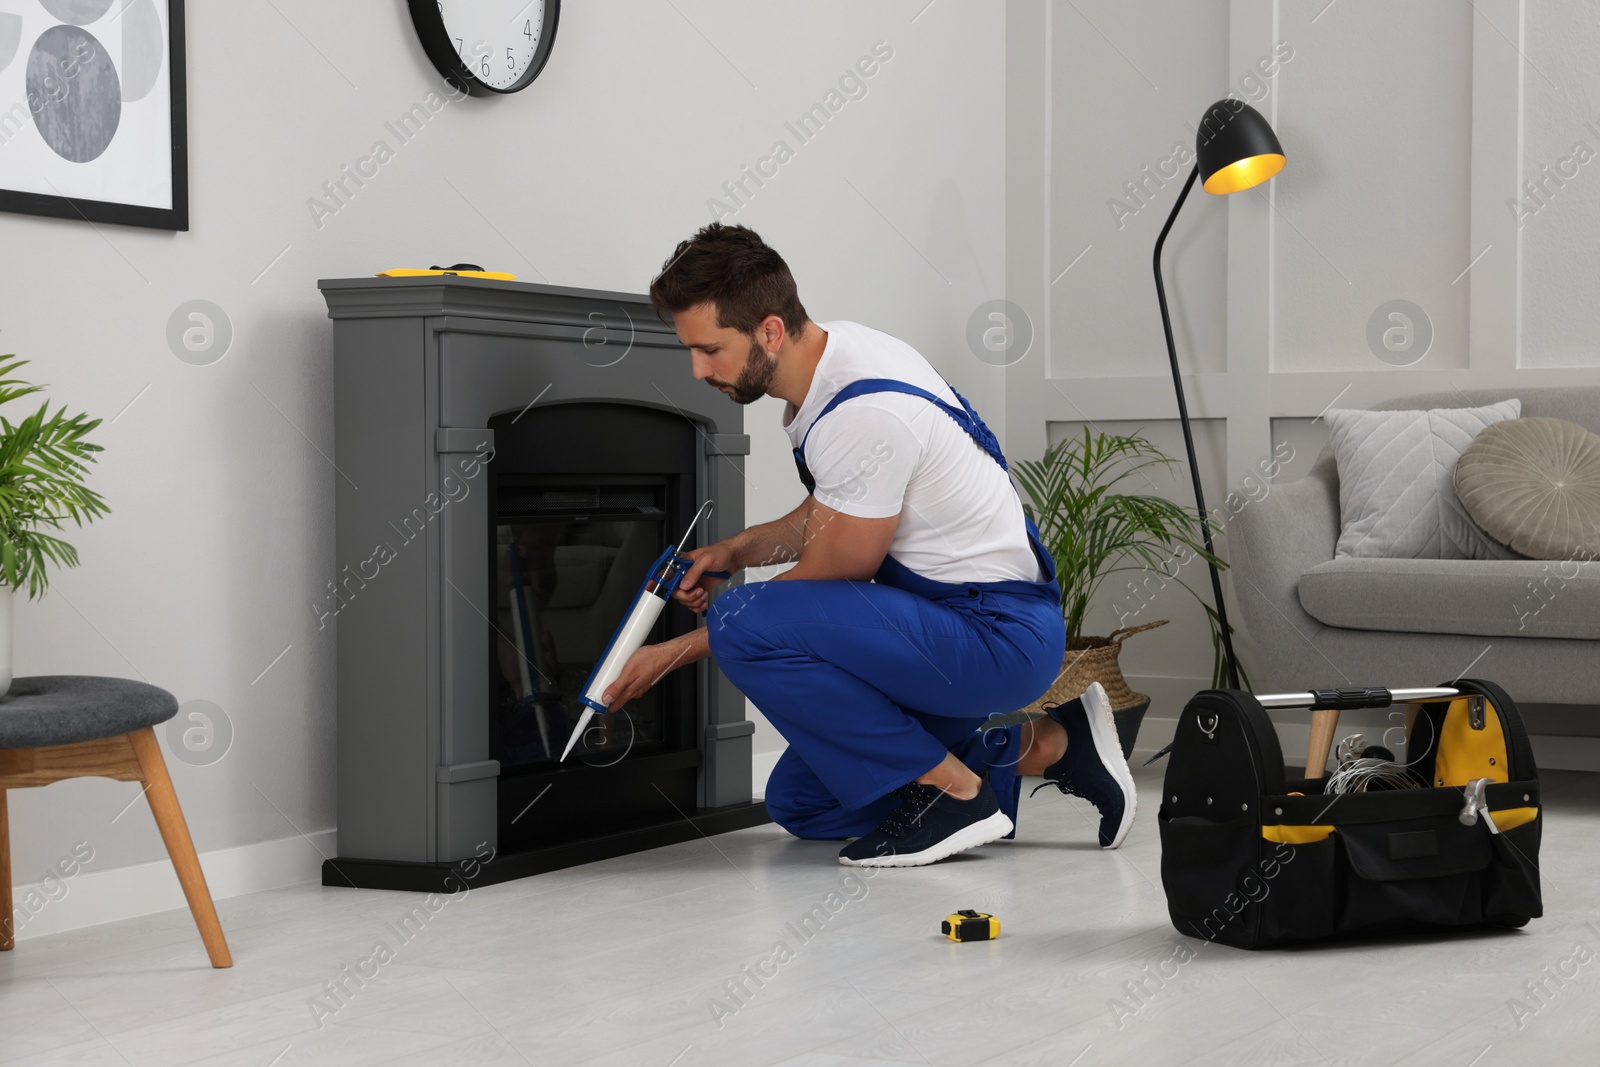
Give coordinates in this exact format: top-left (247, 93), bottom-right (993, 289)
top-left (319, 275), bottom-right (671, 332)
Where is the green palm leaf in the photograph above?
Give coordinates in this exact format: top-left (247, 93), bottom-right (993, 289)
top-left (0, 356), bottom-right (110, 599)
top-left (1014, 427), bottom-right (1245, 686)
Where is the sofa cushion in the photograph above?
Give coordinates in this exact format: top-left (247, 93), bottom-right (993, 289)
top-left (1455, 417), bottom-right (1600, 560)
top-left (1325, 401), bottom-right (1521, 560)
top-left (1298, 557), bottom-right (1600, 639)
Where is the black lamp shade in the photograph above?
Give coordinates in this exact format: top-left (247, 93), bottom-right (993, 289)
top-left (1196, 100), bottom-right (1285, 194)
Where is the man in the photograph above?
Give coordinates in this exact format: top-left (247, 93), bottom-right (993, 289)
top-left (604, 223), bottom-right (1136, 867)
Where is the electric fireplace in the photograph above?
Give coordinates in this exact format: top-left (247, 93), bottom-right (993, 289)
top-left (320, 276), bottom-right (766, 891)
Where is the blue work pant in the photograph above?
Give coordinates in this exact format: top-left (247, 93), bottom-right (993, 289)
top-left (707, 578), bottom-right (1065, 839)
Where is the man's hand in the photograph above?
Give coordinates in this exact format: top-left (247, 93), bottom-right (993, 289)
top-left (602, 637), bottom-right (698, 713)
top-left (674, 543), bottom-right (737, 614)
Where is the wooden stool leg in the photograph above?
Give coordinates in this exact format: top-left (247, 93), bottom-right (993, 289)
top-left (127, 729), bottom-right (232, 968)
top-left (1305, 709), bottom-right (1340, 779)
top-left (1, 789), bottom-right (12, 951)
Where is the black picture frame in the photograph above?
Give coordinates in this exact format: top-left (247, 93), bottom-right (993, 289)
top-left (0, 0), bottom-right (188, 231)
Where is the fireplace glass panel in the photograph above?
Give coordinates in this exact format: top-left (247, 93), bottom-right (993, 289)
top-left (492, 481), bottom-right (675, 769)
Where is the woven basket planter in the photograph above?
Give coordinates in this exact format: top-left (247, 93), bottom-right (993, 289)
top-left (1021, 619), bottom-right (1167, 758)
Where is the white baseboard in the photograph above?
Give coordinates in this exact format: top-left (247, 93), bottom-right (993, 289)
top-left (751, 748), bottom-right (783, 800)
top-left (18, 725), bottom-right (1586, 943)
top-left (11, 830), bottom-right (336, 942)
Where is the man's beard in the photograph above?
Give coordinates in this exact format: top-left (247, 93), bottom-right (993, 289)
top-left (717, 337), bottom-right (778, 405)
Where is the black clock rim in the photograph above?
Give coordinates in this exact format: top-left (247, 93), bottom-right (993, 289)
top-left (407, 0), bottom-right (560, 97)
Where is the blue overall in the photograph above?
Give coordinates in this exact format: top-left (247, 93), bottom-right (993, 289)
top-left (706, 379), bottom-right (1066, 839)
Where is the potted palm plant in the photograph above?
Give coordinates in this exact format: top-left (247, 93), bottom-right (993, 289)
top-left (0, 356), bottom-right (110, 696)
top-left (1013, 428), bottom-right (1243, 755)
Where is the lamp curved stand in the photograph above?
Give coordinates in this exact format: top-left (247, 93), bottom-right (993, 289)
top-left (1152, 163), bottom-right (1242, 690)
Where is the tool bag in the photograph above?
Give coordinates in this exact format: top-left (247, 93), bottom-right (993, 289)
top-left (1157, 678), bottom-right (1543, 949)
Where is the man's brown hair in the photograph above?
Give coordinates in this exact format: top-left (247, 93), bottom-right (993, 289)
top-left (648, 223), bottom-right (809, 338)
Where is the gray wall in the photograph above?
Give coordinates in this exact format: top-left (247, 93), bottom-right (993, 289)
top-left (15, 0), bottom-right (1591, 906)
top-left (1, 1), bottom-right (1006, 890)
top-left (1007, 0), bottom-right (1600, 752)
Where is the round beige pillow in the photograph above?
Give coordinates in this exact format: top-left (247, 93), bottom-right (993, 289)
top-left (1455, 417), bottom-right (1600, 560)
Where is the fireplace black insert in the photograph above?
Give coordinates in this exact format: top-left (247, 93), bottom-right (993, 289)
top-left (488, 402), bottom-right (702, 853)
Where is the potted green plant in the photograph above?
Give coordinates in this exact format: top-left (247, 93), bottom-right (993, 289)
top-left (0, 356), bottom-right (110, 696)
top-left (1013, 428), bottom-right (1245, 754)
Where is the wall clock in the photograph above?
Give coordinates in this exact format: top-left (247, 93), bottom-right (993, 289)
top-left (407, 0), bottom-right (559, 97)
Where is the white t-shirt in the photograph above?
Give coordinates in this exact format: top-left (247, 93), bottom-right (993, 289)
top-left (782, 320), bottom-right (1044, 584)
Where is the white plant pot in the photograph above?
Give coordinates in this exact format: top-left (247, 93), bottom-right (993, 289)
top-left (0, 584), bottom-right (13, 696)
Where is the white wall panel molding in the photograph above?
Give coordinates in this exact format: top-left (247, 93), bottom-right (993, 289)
top-left (1008, 0), bottom-right (1595, 695)
top-left (1470, 0), bottom-right (1523, 373)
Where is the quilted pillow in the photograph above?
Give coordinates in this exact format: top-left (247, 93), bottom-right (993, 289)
top-left (1455, 417), bottom-right (1600, 560)
top-left (1325, 400), bottom-right (1521, 560)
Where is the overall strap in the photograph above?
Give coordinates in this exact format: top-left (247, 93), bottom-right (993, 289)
top-left (791, 376), bottom-right (1059, 593)
top-left (794, 378), bottom-right (1008, 490)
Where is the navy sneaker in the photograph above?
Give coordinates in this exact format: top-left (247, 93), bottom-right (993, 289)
top-left (839, 777), bottom-right (1013, 867)
top-left (1032, 682), bottom-right (1137, 848)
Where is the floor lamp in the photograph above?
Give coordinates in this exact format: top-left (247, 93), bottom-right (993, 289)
top-left (1152, 100), bottom-right (1285, 691)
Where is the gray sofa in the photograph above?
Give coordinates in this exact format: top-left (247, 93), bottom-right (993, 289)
top-left (1231, 386), bottom-right (1600, 704)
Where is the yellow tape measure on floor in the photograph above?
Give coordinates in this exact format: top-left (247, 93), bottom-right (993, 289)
top-left (941, 910), bottom-right (999, 942)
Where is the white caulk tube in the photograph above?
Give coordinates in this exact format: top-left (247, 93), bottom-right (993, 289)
top-left (560, 502), bottom-right (719, 763)
top-left (559, 590), bottom-right (668, 762)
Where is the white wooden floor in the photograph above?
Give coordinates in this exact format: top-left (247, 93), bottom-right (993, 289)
top-left (3, 764), bottom-right (1598, 1067)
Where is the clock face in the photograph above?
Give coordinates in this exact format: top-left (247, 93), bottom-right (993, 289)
top-left (409, 0), bottom-right (560, 96)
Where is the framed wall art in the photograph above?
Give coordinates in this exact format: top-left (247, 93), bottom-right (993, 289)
top-left (0, 0), bottom-right (187, 230)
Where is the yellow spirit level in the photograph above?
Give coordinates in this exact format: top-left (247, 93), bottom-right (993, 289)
top-left (376, 267), bottom-right (518, 280)
top-left (941, 910), bottom-right (999, 942)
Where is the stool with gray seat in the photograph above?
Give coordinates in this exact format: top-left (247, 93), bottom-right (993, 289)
top-left (0, 676), bottom-right (232, 966)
